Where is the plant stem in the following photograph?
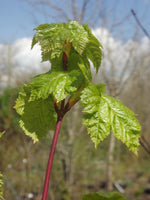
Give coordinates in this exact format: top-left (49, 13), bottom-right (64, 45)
top-left (42, 116), bottom-right (63, 200)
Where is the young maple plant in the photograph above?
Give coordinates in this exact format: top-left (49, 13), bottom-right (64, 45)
top-left (14, 21), bottom-right (141, 200)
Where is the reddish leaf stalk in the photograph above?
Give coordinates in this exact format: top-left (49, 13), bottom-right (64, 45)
top-left (63, 52), bottom-right (68, 71)
top-left (41, 97), bottom-right (79, 199)
top-left (62, 40), bottom-right (72, 71)
top-left (42, 116), bottom-right (63, 200)
top-left (42, 40), bottom-right (74, 199)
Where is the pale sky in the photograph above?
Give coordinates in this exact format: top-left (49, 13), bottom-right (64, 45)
top-left (0, 0), bottom-right (150, 43)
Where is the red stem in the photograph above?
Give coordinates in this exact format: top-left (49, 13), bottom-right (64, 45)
top-left (63, 52), bottom-right (68, 71)
top-left (42, 116), bottom-right (63, 200)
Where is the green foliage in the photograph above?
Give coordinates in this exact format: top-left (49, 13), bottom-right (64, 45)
top-left (81, 84), bottom-right (141, 154)
top-left (32, 21), bottom-right (102, 73)
top-left (82, 192), bottom-right (127, 200)
top-left (14, 85), bottom-right (31, 115)
top-left (0, 172), bottom-right (4, 200)
top-left (15, 21), bottom-right (102, 142)
top-left (0, 131), bottom-right (5, 139)
top-left (0, 88), bottom-right (20, 130)
top-left (15, 21), bottom-right (140, 156)
top-left (134, 188), bottom-right (144, 197)
top-left (0, 89), bottom-right (12, 118)
top-left (0, 88), bottom-right (18, 118)
top-left (29, 70), bottom-right (84, 102)
top-left (68, 51), bottom-right (92, 82)
top-left (15, 86), bottom-right (57, 142)
top-left (83, 24), bottom-right (103, 72)
top-left (19, 98), bottom-right (57, 143)
top-left (31, 21), bottom-right (89, 57)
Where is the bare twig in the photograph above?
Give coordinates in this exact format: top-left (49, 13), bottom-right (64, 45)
top-left (140, 137), bottom-right (150, 155)
top-left (72, 0), bottom-right (78, 21)
top-left (80, 0), bottom-right (89, 23)
top-left (141, 135), bottom-right (150, 153)
top-left (34, 0), bottom-right (70, 21)
top-left (131, 9), bottom-right (150, 40)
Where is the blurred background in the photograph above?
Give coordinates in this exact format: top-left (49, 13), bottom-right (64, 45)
top-left (0, 0), bottom-right (150, 199)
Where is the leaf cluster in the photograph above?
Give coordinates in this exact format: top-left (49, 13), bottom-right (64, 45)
top-left (14, 21), bottom-right (141, 154)
top-left (14, 21), bottom-right (102, 142)
top-left (31, 21), bottom-right (102, 73)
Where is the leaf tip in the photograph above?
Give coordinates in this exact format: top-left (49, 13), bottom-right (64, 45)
top-left (0, 131), bottom-right (5, 139)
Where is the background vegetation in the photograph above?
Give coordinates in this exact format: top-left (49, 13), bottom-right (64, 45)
top-left (0, 0), bottom-right (150, 199)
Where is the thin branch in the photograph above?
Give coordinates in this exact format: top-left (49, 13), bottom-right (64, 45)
top-left (72, 0), bottom-right (78, 21)
top-left (131, 9), bottom-right (150, 40)
top-left (85, 0), bottom-right (103, 26)
top-left (116, 54), bottom-right (147, 96)
top-left (141, 135), bottom-right (150, 152)
top-left (118, 48), bottom-right (134, 84)
top-left (79, 0), bottom-right (90, 23)
top-left (101, 69), bottom-right (110, 88)
top-left (35, 0), bottom-right (70, 21)
top-left (115, 68), bottom-right (135, 96)
top-left (140, 137), bottom-right (150, 155)
top-left (0, 111), bottom-right (9, 124)
top-left (111, 13), bottom-right (131, 28)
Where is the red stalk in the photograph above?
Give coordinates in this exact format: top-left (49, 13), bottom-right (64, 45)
top-left (42, 40), bottom-right (72, 199)
top-left (63, 52), bottom-right (68, 71)
top-left (42, 116), bottom-right (63, 200)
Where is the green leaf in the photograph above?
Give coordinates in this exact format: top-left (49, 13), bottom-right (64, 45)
top-left (0, 131), bottom-right (5, 139)
top-left (68, 50), bottom-right (92, 82)
top-left (83, 24), bottom-right (103, 73)
top-left (14, 86), bottom-right (57, 142)
top-left (81, 84), bottom-right (110, 145)
top-left (31, 21), bottom-right (102, 74)
top-left (20, 98), bottom-right (57, 142)
top-left (32, 21), bottom-right (89, 63)
top-left (14, 85), bottom-right (31, 115)
top-left (30, 70), bottom-right (84, 102)
top-left (103, 94), bottom-right (141, 154)
top-left (31, 23), bottom-right (51, 48)
top-left (82, 192), bottom-right (127, 200)
top-left (0, 172), bottom-right (4, 200)
top-left (96, 83), bottom-right (106, 93)
top-left (81, 84), bottom-right (141, 154)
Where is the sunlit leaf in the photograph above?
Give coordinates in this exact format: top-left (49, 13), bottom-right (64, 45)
top-left (20, 98), bottom-right (57, 142)
top-left (68, 50), bottom-right (92, 82)
top-left (30, 70), bottom-right (84, 103)
top-left (83, 24), bottom-right (103, 73)
top-left (32, 21), bottom-right (102, 74)
top-left (32, 21), bottom-right (89, 61)
top-left (81, 84), bottom-right (141, 154)
top-left (15, 86), bottom-right (57, 142)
